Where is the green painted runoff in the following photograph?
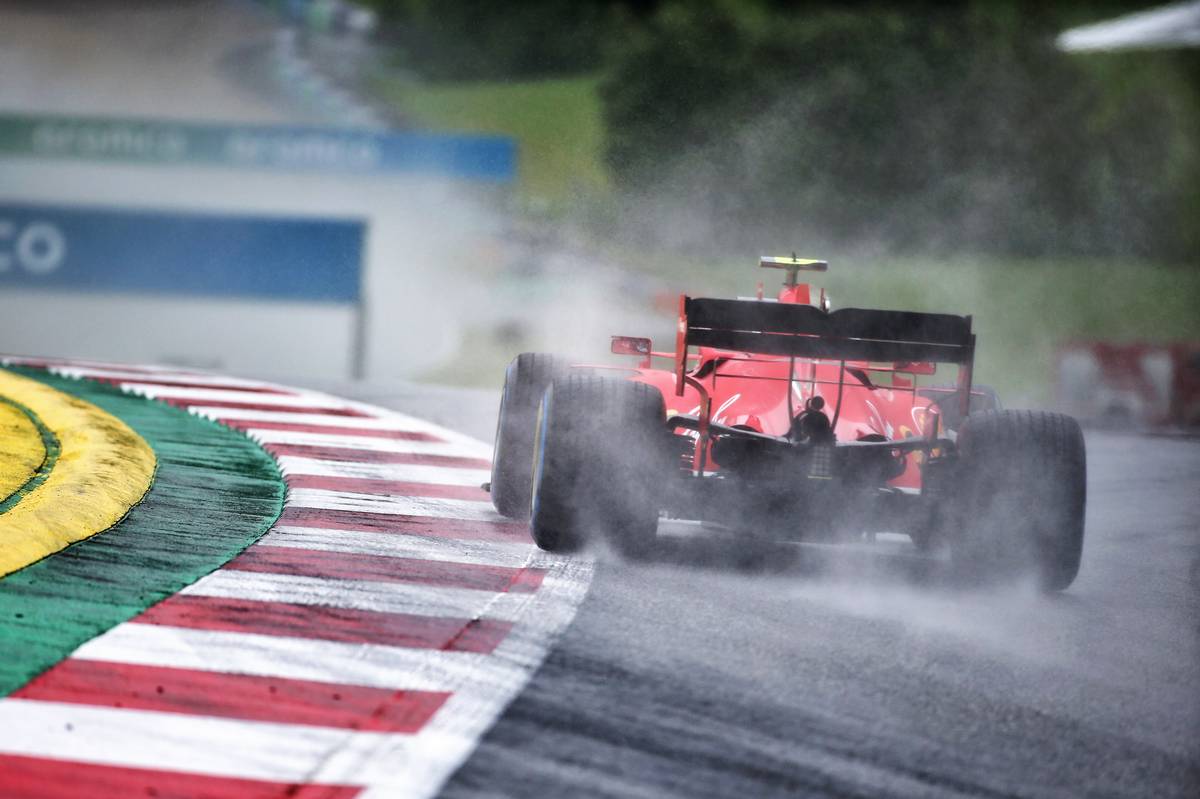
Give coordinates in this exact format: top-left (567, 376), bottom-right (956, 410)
top-left (0, 366), bottom-right (285, 695)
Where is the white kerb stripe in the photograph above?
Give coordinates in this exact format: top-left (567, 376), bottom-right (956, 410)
top-left (47, 367), bottom-right (280, 390)
top-left (120, 385), bottom-right (361, 409)
top-left (262, 525), bottom-right (535, 566)
top-left (298, 395), bottom-right (503, 458)
top-left (186, 407), bottom-right (444, 431)
top-left (317, 557), bottom-right (595, 792)
top-left (277, 456), bottom-right (491, 486)
top-left (71, 625), bottom-right (489, 692)
top-left (194, 404), bottom-right (486, 444)
top-left (181, 570), bottom-right (535, 623)
top-left (216, 412), bottom-right (493, 458)
top-left (249, 429), bottom-right (488, 458)
top-left (0, 700), bottom-right (400, 784)
top-left (286, 488), bottom-right (504, 522)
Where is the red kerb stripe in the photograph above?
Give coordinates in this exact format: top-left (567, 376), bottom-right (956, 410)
top-left (14, 659), bottom-right (448, 733)
top-left (276, 507), bottom-right (529, 542)
top-left (0, 754), bottom-right (361, 799)
top-left (162, 398), bottom-right (370, 417)
top-left (223, 419), bottom-right (440, 440)
top-left (266, 443), bottom-right (490, 469)
top-left (225, 545), bottom-right (545, 593)
top-left (132, 594), bottom-right (512, 653)
top-left (285, 474), bottom-right (488, 501)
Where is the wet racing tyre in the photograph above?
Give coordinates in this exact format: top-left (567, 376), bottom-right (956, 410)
top-left (490, 353), bottom-right (567, 519)
top-left (951, 410), bottom-right (1087, 591)
top-left (529, 375), bottom-right (668, 557)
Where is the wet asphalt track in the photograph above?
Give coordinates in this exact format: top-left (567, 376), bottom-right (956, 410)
top-left (319, 380), bottom-right (1199, 798)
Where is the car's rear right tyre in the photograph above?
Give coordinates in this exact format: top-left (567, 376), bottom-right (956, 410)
top-left (529, 375), bottom-right (668, 557)
top-left (950, 409), bottom-right (1087, 591)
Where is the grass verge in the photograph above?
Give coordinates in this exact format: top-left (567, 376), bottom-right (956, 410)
top-left (373, 73), bottom-right (607, 203)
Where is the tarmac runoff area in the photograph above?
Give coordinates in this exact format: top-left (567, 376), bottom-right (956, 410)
top-left (0, 357), bottom-right (593, 799)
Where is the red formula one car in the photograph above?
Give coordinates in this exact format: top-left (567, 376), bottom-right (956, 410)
top-left (489, 257), bottom-right (1087, 591)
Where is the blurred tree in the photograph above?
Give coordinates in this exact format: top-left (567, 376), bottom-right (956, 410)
top-left (359, 0), bottom-right (661, 79)
top-left (600, 1), bottom-right (1200, 260)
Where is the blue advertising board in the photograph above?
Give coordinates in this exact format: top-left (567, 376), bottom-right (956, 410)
top-left (0, 113), bottom-right (517, 182)
top-left (0, 203), bottom-right (364, 303)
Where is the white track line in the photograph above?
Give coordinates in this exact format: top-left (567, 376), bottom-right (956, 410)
top-left (262, 525), bottom-right (535, 565)
top-left (182, 570), bottom-right (535, 622)
top-left (277, 456), bottom-right (491, 486)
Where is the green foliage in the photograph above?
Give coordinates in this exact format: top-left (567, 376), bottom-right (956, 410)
top-left (600, 2), bottom-right (1200, 261)
top-left (364, 0), bottom-right (623, 79)
top-left (374, 74), bottom-right (608, 200)
top-left (363, 1), bottom-right (1198, 260)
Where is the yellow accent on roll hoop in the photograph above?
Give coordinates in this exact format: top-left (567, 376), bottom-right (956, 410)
top-left (759, 255), bottom-right (829, 272)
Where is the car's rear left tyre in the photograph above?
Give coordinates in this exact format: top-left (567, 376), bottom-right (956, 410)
top-left (529, 375), bottom-right (668, 557)
top-left (950, 409), bottom-right (1087, 591)
top-left (490, 353), bottom-right (566, 519)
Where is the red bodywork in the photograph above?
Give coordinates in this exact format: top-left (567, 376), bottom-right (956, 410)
top-left (605, 279), bottom-right (974, 492)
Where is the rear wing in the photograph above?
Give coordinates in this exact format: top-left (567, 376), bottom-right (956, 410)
top-left (675, 296), bottom-right (975, 397)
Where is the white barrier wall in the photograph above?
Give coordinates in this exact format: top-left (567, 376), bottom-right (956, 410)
top-left (0, 158), bottom-right (497, 380)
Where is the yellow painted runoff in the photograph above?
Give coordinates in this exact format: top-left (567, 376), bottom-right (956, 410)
top-left (0, 370), bottom-right (156, 577)
top-left (0, 399), bottom-right (46, 504)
